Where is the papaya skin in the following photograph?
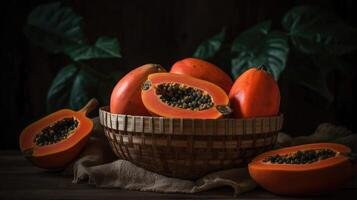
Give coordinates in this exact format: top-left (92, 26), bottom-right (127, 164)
top-left (248, 143), bottom-right (353, 196)
top-left (110, 64), bottom-right (166, 115)
top-left (170, 58), bottom-right (233, 94)
top-left (229, 66), bottom-right (280, 118)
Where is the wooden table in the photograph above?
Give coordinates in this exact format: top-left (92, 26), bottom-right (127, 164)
top-left (1, 151), bottom-right (356, 199)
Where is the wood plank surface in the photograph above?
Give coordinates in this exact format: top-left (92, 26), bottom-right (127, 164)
top-left (0, 151), bottom-right (356, 200)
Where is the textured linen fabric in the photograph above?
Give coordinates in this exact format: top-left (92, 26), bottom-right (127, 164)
top-left (69, 118), bottom-right (356, 195)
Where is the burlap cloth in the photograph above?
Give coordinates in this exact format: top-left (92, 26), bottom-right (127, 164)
top-left (66, 118), bottom-right (357, 195)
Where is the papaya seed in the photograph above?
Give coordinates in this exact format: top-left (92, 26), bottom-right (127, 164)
top-left (263, 149), bottom-right (337, 165)
top-left (156, 83), bottom-right (213, 111)
top-left (34, 117), bottom-right (79, 146)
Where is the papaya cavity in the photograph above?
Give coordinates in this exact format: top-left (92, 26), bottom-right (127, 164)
top-left (248, 143), bottom-right (353, 196)
top-left (141, 73), bottom-right (231, 119)
top-left (155, 83), bottom-right (213, 111)
top-left (262, 148), bottom-right (337, 165)
top-left (33, 117), bottom-right (79, 146)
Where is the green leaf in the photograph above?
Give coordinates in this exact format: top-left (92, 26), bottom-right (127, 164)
top-left (287, 49), bottom-right (354, 104)
top-left (24, 2), bottom-right (84, 54)
top-left (47, 63), bottom-right (121, 112)
top-left (282, 6), bottom-right (357, 55)
top-left (68, 69), bottom-right (99, 110)
top-left (287, 55), bottom-right (334, 104)
top-left (231, 21), bottom-right (289, 80)
top-left (47, 64), bottom-right (101, 112)
top-left (232, 21), bottom-right (271, 53)
top-left (65, 37), bottom-right (121, 61)
top-left (46, 64), bottom-right (79, 112)
top-left (294, 67), bottom-right (333, 104)
top-left (193, 28), bottom-right (226, 60)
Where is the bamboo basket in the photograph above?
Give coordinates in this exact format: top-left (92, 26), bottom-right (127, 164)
top-left (99, 106), bottom-right (283, 179)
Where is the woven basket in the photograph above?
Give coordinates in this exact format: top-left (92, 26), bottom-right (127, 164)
top-left (99, 106), bottom-right (283, 179)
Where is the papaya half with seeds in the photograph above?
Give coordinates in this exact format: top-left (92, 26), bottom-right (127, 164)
top-left (141, 73), bottom-right (232, 119)
top-left (110, 64), bottom-right (166, 115)
top-left (248, 143), bottom-right (354, 196)
top-left (229, 66), bottom-right (280, 118)
top-left (170, 58), bottom-right (233, 94)
top-left (20, 98), bottom-right (98, 169)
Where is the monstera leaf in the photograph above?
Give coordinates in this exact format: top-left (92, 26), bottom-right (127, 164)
top-left (288, 56), bottom-right (334, 104)
top-left (67, 68), bottom-right (99, 110)
top-left (65, 37), bottom-right (121, 61)
top-left (46, 64), bottom-right (119, 112)
top-left (193, 28), bottom-right (226, 60)
top-left (24, 2), bottom-right (84, 53)
top-left (231, 21), bottom-right (271, 53)
top-left (26, 2), bottom-right (123, 112)
top-left (283, 6), bottom-right (357, 55)
top-left (231, 21), bottom-right (289, 80)
top-left (24, 2), bottom-right (121, 61)
top-left (46, 64), bottom-right (80, 112)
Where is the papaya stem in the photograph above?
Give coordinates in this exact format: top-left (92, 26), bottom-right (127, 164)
top-left (257, 65), bottom-right (267, 71)
top-left (152, 64), bottom-right (165, 72)
top-left (79, 98), bottom-right (99, 116)
top-left (216, 105), bottom-right (232, 115)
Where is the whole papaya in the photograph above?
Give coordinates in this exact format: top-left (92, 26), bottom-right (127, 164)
top-left (170, 58), bottom-right (233, 94)
top-left (229, 66), bottom-right (280, 118)
top-left (110, 64), bottom-right (166, 115)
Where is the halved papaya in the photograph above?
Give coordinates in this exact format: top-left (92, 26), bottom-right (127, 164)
top-left (19, 98), bottom-right (98, 169)
top-left (110, 64), bottom-right (166, 115)
top-left (141, 73), bottom-right (231, 119)
top-left (248, 143), bottom-right (354, 196)
top-left (170, 58), bottom-right (233, 94)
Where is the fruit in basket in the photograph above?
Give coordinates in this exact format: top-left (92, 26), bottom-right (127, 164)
top-left (229, 66), bottom-right (280, 118)
top-left (110, 64), bottom-right (166, 115)
top-left (141, 73), bottom-right (232, 119)
top-left (248, 143), bottom-right (354, 195)
top-left (170, 58), bottom-right (233, 94)
top-left (19, 98), bottom-right (98, 169)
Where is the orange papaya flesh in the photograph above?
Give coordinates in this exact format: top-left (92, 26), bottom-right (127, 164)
top-left (141, 73), bottom-right (231, 119)
top-left (248, 143), bottom-right (353, 196)
top-left (19, 99), bottom-right (98, 169)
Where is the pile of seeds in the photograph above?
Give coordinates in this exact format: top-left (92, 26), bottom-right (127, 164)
top-left (263, 149), bottom-right (337, 164)
top-left (34, 117), bottom-right (79, 146)
top-left (156, 83), bottom-right (213, 111)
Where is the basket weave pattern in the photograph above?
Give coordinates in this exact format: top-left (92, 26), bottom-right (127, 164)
top-left (99, 106), bottom-right (283, 179)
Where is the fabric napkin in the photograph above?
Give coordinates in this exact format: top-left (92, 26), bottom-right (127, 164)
top-left (68, 118), bottom-right (356, 196)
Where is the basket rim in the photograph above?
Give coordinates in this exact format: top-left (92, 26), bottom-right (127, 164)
top-left (99, 106), bottom-right (283, 135)
top-left (99, 106), bottom-right (283, 120)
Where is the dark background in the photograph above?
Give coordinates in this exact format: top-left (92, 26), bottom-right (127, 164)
top-left (1, 0), bottom-right (356, 149)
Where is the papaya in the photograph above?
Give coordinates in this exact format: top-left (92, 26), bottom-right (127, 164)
top-left (229, 66), bottom-right (280, 118)
top-left (19, 98), bottom-right (98, 169)
top-left (110, 64), bottom-right (166, 115)
top-left (141, 73), bottom-right (232, 119)
top-left (170, 58), bottom-right (233, 94)
top-left (248, 143), bottom-right (354, 196)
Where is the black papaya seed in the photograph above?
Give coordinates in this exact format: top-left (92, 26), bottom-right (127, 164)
top-left (264, 148), bottom-right (337, 165)
top-left (33, 117), bottom-right (79, 147)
